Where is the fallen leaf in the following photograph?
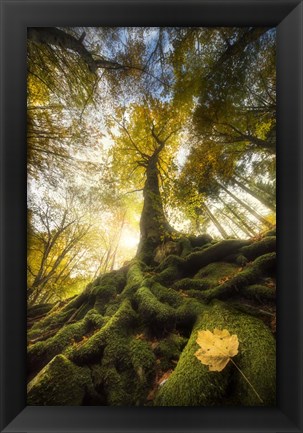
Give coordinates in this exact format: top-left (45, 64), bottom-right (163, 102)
top-left (218, 276), bottom-right (230, 284)
top-left (157, 369), bottom-right (173, 386)
top-left (195, 328), bottom-right (239, 372)
top-left (135, 333), bottom-right (145, 340)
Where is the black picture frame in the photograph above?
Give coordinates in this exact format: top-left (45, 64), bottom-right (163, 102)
top-left (0, 0), bottom-right (302, 432)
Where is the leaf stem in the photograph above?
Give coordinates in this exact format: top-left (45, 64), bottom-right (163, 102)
top-left (230, 358), bottom-right (264, 403)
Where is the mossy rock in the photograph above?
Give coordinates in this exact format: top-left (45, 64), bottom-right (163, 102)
top-left (155, 301), bottom-right (276, 406)
top-left (27, 354), bottom-right (92, 405)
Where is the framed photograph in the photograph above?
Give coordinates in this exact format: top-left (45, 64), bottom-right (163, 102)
top-left (1, 0), bottom-right (302, 432)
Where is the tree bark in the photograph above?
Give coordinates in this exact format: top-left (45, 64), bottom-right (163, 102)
top-left (202, 203), bottom-right (228, 239)
top-left (233, 178), bottom-right (276, 212)
top-left (217, 196), bottom-right (257, 237)
top-left (218, 183), bottom-right (273, 229)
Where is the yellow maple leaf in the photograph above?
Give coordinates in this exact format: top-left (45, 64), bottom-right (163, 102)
top-left (195, 328), bottom-right (239, 372)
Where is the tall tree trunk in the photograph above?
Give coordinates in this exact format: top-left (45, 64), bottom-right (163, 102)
top-left (218, 183), bottom-right (273, 229)
top-left (233, 178), bottom-right (276, 212)
top-left (202, 203), bottom-right (228, 239)
top-left (137, 153), bottom-right (174, 262)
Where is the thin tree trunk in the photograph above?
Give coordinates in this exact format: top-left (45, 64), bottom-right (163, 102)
top-left (202, 203), bottom-right (228, 239)
top-left (218, 183), bottom-right (273, 229)
top-left (110, 212), bottom-right (126, 271)
top-left (237, 174), bottom-right (276, 201)
top-left (220, 209), bottom-right (250, 238)
top-left (92, 251), bottom-right (107, 280)
top-left (217, 196), bottom-right (257, 237)
top-left (233, 178), bottom-right (276, 211)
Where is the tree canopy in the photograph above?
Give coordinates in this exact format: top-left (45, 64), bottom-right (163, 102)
top-left (27, 26), bottom-right (276, 303)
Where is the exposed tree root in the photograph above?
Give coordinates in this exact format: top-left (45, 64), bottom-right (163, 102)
top-left (27, 232), bottom-right (276, 406)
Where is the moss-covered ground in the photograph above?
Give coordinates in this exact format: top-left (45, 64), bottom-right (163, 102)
top-left (27, 231), bottom-right (276, 406)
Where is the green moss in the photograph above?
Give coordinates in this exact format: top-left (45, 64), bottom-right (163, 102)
top-left (104, 299), bottom-right (121, 316)
top-left (153, 265), bottom-right (181, 286)
top-left (178, 237), bottom-right (193, 257)
top-left (94, 286), bottom-right (117, 314)
top-left (120, 261), bottom-right (146, 299)
top-left (155, 316), bottom-right (230, 406)
top-left (235, 254), bottom-right (249, 266)
top-left (135, 287), bottom-right (176, 334)
top-left (156, 254), bottom-right (184, 273)
top-left (176, 298), bottom-right (205, 333)
top-left (173, 263), bottom-right (239, 293)
top-left (72, 302), bottom-right (92, 321)
top-left (173, 278), bottom-right (212, 291)
top-left (154, 333), bottom-right (188, 371)
top-left (242, 284), bottom-right (276, 302)
top-left (150, 283), bottom-right (183, 308)
top-left (188, 234), bottom-right (213, 248)
top-left (155, 301), bottom-right (276, 406)
top-left (202, 253), bottom-right (276, 301)
top-left (102, 336), bottom-right (133, 369)
top-left (182, 240), bottom-right (250, 274)
top-left (137, 237), bottom-right (159, 265)
top-left (129, 338), bottom-right (156, 400)
top-left (28, 306), bottom-right (78, 340)
top-left (93, 269), bottom-right (126, 292)
top-left (27, 354), bottom-right (92, 405)
top-left (194, 262), bottom-right (239, 281)
top-left (28, 309), bottom-right (104, 374)
top-left (89, 337), bottom-right (156, 406)
top-left (240, 236), bottom-right (276, 260)
top-left (27, 303), bottom-right (53, 319)
top-left (99, 366), bottom-right (133, 405)
top-left (69, 300), bottom-right (137, 365)
top-left (89, 269), bottom-right (127, 314)
top-left (61, 292), bottom-right (90, 312)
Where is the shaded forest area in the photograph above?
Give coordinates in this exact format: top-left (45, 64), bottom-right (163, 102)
top-left (27, 27), bottom-right (276, 406)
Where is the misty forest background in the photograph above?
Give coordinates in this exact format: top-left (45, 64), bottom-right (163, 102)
top-left (27, 27), bottom-right (276, 406)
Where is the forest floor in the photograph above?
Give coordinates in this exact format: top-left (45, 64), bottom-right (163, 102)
top-left (27, 228), bottom-right (276, 406)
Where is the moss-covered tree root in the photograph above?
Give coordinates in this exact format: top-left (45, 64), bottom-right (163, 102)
top-left (27, 233), bottom-right (276, 406)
